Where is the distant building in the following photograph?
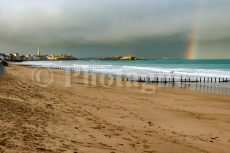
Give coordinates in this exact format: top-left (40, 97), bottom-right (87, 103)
top-left (25, 54), bottom-right (32, 61)
top-left (11, 53), bottom-right (21, 61)
top-left (120, 56), bottom-right (136, 60)
top-left (47, 54), bottom-right (74, 60)
top-left (37, 48), bottom-right (40, 56)
top-left (31, 55), bottom-right (47, 61)
top-left (4, 52), bottom-right (21, 61)
top-left (0, 53), bottom-right (5, 60)
top-left (39, 55), bottom-right (47, 60)
top-left (13, 53), bottom-right (20, 60)
top-left (20, 55), bottom-right (25, 61)
top-left (32, 55), bottom-right (39, 61)
top-left (32, 49), bottom-right (47, 60)
top-left (1, 49), bottom-right (76, 61)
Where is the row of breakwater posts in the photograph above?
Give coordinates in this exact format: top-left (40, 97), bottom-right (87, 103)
top-left (119, 76), bottom-right (230, 84)
top-left (30, 65), bottom-right (229, 84)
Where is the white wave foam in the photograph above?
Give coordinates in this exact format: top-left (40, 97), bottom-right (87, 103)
top-left (17, 61), bottom-right (230, 78)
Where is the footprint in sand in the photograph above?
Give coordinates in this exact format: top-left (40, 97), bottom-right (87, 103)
top-left (148, 122), bottom-right (152, 126)
top-left (129, 143), bottom-right (136, 148)
top-left (117, 143), bottom-right (124, 146)
top-left (143, 144), bottom-right (150, 149)
top-left (209, 137), bottom-right (219, 143)
top-left (104, 134), bottom-right (111, 138)
top-left (139, 117), bottom-right (144, 121)
top-left (123, 137), bottom-right (132, 142)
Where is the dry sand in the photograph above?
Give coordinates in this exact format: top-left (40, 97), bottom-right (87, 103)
top-left (0, 64), bottom-right (230, 153)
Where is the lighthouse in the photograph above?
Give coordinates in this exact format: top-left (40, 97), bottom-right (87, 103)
top-left (37, 48), bottom-right (40, 56)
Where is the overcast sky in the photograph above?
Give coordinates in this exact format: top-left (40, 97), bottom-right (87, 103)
top-left (0, 0), bottom-right (230, 59)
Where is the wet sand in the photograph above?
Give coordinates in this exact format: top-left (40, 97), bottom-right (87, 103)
top-left (0, 64), bottom-right (230, 153)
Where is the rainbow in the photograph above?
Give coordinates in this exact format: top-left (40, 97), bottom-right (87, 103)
top-left (185, 0), bottom-right (202, 59)
top-left (186, 27), bottom-right (200, 59)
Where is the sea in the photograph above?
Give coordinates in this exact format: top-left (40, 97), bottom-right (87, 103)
top-left (18, 59), bottom-right (230, 95)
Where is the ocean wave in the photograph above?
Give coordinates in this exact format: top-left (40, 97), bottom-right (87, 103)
top-left (17, 61), bottom-right (230, 78)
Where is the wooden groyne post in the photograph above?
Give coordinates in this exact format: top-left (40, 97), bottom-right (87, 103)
top-left (87, 74), bottom-right (229, 85)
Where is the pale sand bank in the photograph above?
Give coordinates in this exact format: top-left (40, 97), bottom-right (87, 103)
top-left (0, 64), bottom-right (230, 153)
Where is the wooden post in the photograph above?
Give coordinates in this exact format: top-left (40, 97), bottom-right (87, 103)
top-left (219, 78), bottom-right (221, 82)
top-left (204, 78), bottom-right (206, 83)
top-left (156, 77), bottom-right (159, 83)
top-left (147, 77), bottom-right (150, 82)
top-left (215, 78), bottom-right (216, 82)
top-left (127, 78), bottom-right (128, 81)
top-left (172, 78), bottom-right (175, 83)
top-left (200, 78), bottom-right (202, 83)
top-left (189, 78), bottom-right (190, 82)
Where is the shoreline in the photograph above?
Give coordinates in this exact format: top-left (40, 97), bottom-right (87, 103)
top-left (1, 64), bottom-right (230, 153)
top-left (15, 62), bottom-right (230, 96)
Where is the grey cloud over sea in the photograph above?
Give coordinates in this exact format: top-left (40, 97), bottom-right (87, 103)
top-left (0, 0), bottom-right (230, 58)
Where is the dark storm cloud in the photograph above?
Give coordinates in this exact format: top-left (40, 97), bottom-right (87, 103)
top-left (0, 0), bottom-right (230, 58)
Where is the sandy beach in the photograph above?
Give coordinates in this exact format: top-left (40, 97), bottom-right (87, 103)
top-left (0, 64), bottom-right (230, 153)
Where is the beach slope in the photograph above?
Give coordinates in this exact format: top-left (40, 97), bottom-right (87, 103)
top-left (0, 64), bottom-right (230, 153)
